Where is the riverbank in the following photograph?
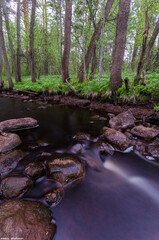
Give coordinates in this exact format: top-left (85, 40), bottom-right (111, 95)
top-left (0, 88), bottom-right (159, 160)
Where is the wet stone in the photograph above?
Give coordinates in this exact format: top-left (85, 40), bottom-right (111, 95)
top-left (0, 200), bottom-right (56, 240)
top-left (45, 188), bottom-right (64, 206)
top-left (109, 110), bottom-right (136, 130)
top-left (100, 127), bottom-right (131, 151)
top-left (24, 162), bottom-right (45, 179)
top-left (0, 117), bottom-right (38, 132)
top-left (73, 132), bottom-right (90, 141)
top-left (0, 150), bottom-right (26, 176)
top-left (69, 143), bottom-right (84, 154)
top-left (95, 142), bottom-right (114, 155)
top-left (0, 176), bottom-right (33, 199)
top-left (131, 125), bottom-right (159, 140)
top-left (47, 154), bottom-right (85, 187)
top-left (0, 132), bottom-right (22, 153)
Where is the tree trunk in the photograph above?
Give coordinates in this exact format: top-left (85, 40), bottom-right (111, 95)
top-left (89, 46), bottom-right (97, 80)
top-left (98, 0), bottom-right (106, 83)
top-left (109, 0), bottom-right (131, 92)
top-left (22, 0), bottom-right (30, 73)
top-left (61, 0), bottom-right (72, 82)
top-left (17, 0), bottom-right (22, 82)
top-left (0, 45), bottom-right (3, 84)
top-left (0, 4), bottom-right (13, 88)
top-left (43, 0), bottom-right (48, 75)
top-left (30, 0), bottom-right (36, 82)
top-left (131, 0), bottom-right (144, 71)
top-left (2, 0), bottom-right (19, 83)
top-left (134, 11), bottom-right (149, 85)
top-left (78, 0), bottom-right (114, 82)
top-left (144, 17), bottom-right (159, 67)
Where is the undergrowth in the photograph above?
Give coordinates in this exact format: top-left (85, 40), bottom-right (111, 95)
top-left (2, 71), bottom-right (159, 105)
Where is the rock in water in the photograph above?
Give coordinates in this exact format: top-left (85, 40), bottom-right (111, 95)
top-left (0, 133), bottom-right (21, 153)
top-left (24, 162), bottom-right (45, 179)
top-left (47, 154), bottom-right (85, 188)
top-left (0, 150), bottom-right (26, 176)
top-left (109, 110), bottom-right (136, 130)
top-left (0, 176), bottom-right (33, 199)
top-left (0, 117), bottom-right (38, 132)
top-left (100, 127), bottom-right (131, 151)
top-left (131, 125), bottom-right (159, 139)
top-left (0, 200), bottom-right (56, 240)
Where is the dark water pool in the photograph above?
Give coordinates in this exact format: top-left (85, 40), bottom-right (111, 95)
top-left (1, 97), bottom-right (159, 240)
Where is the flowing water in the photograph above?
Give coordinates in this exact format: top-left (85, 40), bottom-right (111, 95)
top-left (0, 97), bottom-right (159, 240)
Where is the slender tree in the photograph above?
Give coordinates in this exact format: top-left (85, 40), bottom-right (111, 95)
top-left (131, 0), bottom-right (144, 71)
top-left (144, 17), bottom-right (159, 67)
top-left (0, 45), bottom-right (3, 85)
top-left (78, 0), bottom-right (114, 82)
top-left (134, 10), bottom-right (149, 85)
top-left (17, 0), bottom-right (22, 82)
top-left (98, 0), bottom-right (106, 83)
top-left (30, 0), bottom-right (36, 82)
top-left (0, 3), bottom-right (13, 88)
top-left (61, 0), bottom-right (72, 82)
top-left (2, 0), bottom-right (19, 83)
top-left (109, 0), bottom-right (131, 93)
top-left (42, 0), bottom-right (48, 75)
top-left (22, 0), bottom-right (30, 73)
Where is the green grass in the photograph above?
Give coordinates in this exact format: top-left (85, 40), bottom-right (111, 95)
top-left (2, 71), bottom-right (159, 105)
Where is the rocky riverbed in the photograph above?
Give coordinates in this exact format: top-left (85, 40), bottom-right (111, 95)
top-left (0, 93), bottom-right (159, 239)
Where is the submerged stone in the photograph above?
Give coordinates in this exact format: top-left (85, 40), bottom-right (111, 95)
top-left (73, 132), bottom-right (90, 141)
top-left (0, 200), bottom-right (56, 240)
top-left (45, 188), bottom-right (64, 206)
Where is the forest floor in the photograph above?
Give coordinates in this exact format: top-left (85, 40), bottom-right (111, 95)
top-left (2, 71), bottom-right (159, 111)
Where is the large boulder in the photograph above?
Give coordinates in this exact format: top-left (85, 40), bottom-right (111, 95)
top-left (0, 132), bottom-right (21, 153)
top-left (0, 200), bottom-right (56, 240)
top-left (47, 154), bottom-right (85, 187)
top-left (100, 127), bottom-right (131, 151)
top-left (131, 125), bottom-right (159, 139)
top-left (109, 110), bottom-right (136, 130)
top-left (0, 117), bottom-right (38, 132)
top-left (0, 176), bottom-right (33, 199)
top-left (0, 150), bottom-right (26, 176)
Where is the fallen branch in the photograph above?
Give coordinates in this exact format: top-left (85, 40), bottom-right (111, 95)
top-left (65, 79), bottom-right (79, 97)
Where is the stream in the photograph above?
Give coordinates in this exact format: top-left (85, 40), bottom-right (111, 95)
top-left (0, 97), bottom-right (159, 240)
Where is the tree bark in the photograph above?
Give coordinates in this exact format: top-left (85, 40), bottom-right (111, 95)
top-left (131, 0), bottom-right (144, 71)
top-left (134, 11), bottom-right (149, 85)
top-left (109, 0), bottom-right (131, 92)
top-left (30, 0), bottom-right (36, 82)
top-left (0, 4), bottom-right (13, 88)
top-left (0, 45), bottom-right (3, 84)
top-left (17, 0), bottom-right (22, 82)
top-left (98, 0), bottom-right (106, 83)
top-left (22, 0), bottom-right (30, 73)
top-left (43, 0), bottom-right (48, 75)
top-left (144, 17), bottom-right (159, 67)
top-left (78, 0), bottom-right (114, 82)
top-left (2, 0), bottom-right (19, 83)
top-left (61, 0), bottom-right (72, 82)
